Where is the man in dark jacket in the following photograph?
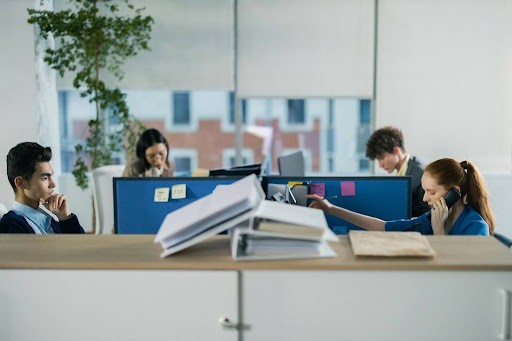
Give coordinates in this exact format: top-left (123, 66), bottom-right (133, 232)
top-left (0, 142), bottom-right (84, 234)
top-left (366, 126), bottom-right (430, 217)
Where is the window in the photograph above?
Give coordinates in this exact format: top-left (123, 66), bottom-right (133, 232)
top-left (172, 92), bottom-right (190, 125)
top-left (228, 92), bottom-right (247, 125)
top-left (242, 97), bottom-right (372, 174)
top-left (357, 99), bottom-right (371, 173)
top-left (228, 156), bottom-right (248, 167)
top-left (287, 99), bottom-right (305, 124)
top-left (57, 89), bottom-right (373, 176)
top-left (174, 156), bottom-right (192, 173)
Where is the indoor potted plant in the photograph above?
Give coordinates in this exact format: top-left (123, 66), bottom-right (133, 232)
top-left (28, 0), bottom-right (154, 189)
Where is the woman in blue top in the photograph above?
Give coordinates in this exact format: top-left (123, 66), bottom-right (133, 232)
top-left (307, 158), bottom-right (495, 236)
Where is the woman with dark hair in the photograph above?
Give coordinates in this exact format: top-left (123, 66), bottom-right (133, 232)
top-left (307, 158), bottom-right (494, 235)
top-left (122, 128), bottom-right (175, 177)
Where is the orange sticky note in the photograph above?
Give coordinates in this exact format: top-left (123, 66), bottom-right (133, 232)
top-left (341, 181), bottom-right (356, 196)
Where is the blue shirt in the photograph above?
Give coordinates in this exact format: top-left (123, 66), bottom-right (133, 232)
top-left (385, 205), bottom-right (489, 236)
top-left (12, 201), bottom-right (54, 234)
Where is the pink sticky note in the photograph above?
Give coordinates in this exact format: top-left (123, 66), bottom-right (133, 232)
top-left (310, 183), bottom-right (325, 197)
top-left (341, 181), bottom-right (356, 196)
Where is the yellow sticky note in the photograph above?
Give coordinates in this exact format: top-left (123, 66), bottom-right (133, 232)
top-left (154, 188), bottom-right (170, 202)
top-left (287, 181), bottom-right (303, 186)
top-left (171, 184), bottom-right (187, 199)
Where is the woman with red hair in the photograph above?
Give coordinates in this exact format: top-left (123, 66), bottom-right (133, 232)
top-left (308, 158), bottom-right (494, 235)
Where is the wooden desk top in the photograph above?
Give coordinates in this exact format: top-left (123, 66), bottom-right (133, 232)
top-left (0, 235), bottom-right (511, 271)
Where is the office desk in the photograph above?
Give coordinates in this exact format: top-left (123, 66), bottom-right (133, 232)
top-left (0, 235), bottom-right (511, 341)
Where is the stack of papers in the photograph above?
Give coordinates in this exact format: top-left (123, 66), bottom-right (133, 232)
top-left (349, 231), bottom-right (436, 257)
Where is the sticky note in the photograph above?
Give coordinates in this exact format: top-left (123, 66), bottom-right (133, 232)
top-left (154, 188), bottom-right (170, 202)
top-left (171, 184), bottom-right (187, 199)
top-left (288, 181), bottom-right (303, 187)
top-left (341, 181), bottom-right (356, 196)
top-left (310, 183), bottom-right (326, 197)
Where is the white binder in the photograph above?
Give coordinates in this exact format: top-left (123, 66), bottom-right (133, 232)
top-left (229, 200), bottom-right (338, 260)
top-left (154, 174), bottom-right (264, 257)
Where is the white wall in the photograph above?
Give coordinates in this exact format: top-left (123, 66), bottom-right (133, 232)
top-left (377, 0), bottom-right (512, 172)
top-left (0, 0), bottom-right (37, 207)
top-left (485, 174), bottom-right (512, 238)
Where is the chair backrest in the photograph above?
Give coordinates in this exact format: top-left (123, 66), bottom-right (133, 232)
top-left (278, 151), bottom-right (305, 176)
top-left (92, 165), bottom-right (125, 234)
top-left (0, 203), bottom-right (7, 220)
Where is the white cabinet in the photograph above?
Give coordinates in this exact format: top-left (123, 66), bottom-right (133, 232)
top-left (243, 270), bottom-right (512, 341)
top-left (0, 270), bottom-right (238, 341)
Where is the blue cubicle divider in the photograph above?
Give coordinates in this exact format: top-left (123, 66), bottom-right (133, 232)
top-left (113, 177), bottom-right (243, 234)
top-left (260, 176), bottom-right (412, 235)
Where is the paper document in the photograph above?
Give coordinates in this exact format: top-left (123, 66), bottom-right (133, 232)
top-left (349, 231), bottom-right (436, 257)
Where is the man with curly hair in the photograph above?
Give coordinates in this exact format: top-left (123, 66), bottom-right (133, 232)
top-left (366, 126), bottom-right (429, 217)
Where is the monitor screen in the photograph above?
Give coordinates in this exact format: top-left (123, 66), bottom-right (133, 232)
top-left (278, 151), bottom-right (304, 176)
top-left (209, 163), bottom-right (261, 177)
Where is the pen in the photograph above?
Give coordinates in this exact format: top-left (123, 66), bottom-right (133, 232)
top-left (287, 186), bottom-right (297, 204)
top-left (322, 195), bottom-right (338, 200)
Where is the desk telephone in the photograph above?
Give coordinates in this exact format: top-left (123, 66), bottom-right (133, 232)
top-left (425, 188), bottom-right (461, 220)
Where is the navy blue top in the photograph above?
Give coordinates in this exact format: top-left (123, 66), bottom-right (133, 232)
top-left (0, 211), bottom-right (85, 234)
top-left (385, 205), bottom-right (489, 236)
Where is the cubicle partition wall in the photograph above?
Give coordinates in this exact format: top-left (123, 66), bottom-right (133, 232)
top-left (114, 177), bottom-right (243, 234)
top-left (260, 176), bottom-right (412, 234)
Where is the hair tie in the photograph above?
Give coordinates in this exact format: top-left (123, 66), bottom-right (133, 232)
top-left (460, 160), bottom-right (468, 172)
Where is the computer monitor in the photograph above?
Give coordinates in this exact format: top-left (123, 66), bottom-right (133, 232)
top-left (278, 151), bottom-right (305, 176)
top-left (209, 163), bottom-right (261, 177)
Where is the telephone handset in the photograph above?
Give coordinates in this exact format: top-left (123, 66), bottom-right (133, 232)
top-left (444, 188), bottom-right (462, 209)
top-left (425, 188), bottom-right (461, 219)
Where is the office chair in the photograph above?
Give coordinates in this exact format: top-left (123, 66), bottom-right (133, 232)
top-left (278, 151), bottom-right (305, 176)
top-left (92, 165), bottom-right (125, 234)
top-left (494, 232), bottom-right (512, 250)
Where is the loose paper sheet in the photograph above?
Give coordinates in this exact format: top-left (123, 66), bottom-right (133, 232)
top-left (349, 231), bottom-right (436, 257)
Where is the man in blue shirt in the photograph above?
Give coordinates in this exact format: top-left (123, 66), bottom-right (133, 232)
top-left (0, 142), bottom-right (84, 234)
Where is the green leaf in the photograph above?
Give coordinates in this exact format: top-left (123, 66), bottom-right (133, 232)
top-left (28, 0), bottom-right (152, 186)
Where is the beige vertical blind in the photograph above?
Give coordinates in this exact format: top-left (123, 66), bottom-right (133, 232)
top-left (57, 0), bottom-right (235, 90)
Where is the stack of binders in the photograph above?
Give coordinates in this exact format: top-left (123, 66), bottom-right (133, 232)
top-left (229, 200), bottom-right (338, 260)
top-left (154, 174), bottom-right (338, 260)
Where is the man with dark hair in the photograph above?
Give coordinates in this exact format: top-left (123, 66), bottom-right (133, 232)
top-left (366, 126), bottom-right (430, 217)
top-left (0, 142), bottom-right (84, 234)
